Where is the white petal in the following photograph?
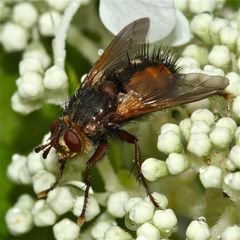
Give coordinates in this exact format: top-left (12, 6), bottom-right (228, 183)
top-left (161, 10), bottom-right (192, 46)
top-left (99, 0), bottom-right (176, 42)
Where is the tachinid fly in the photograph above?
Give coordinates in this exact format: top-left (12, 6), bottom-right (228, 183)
top-left (35, 17), bottom-right (229, 224)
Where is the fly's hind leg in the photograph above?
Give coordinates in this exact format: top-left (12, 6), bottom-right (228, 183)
top-left (78, 140), bottom-right (108, 225)
top-left (117, 129), bottom-right (159, 207)
top-left (37, 160), bottom-right (66, 198)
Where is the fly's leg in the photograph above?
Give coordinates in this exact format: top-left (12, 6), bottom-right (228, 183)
top-left (78, 140), bottom-right (108, 225)
top-left (37, 160), bottom-right (66, 198)
top-left (117, 129), bottom-right (158, 207)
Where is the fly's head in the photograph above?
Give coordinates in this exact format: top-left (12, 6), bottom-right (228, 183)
top-left (35, 116), bottom-right (89, 161)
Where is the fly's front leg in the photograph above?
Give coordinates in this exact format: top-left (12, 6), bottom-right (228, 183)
top-left (78, 140), bottom-right (108, 225)
top-left (37, 160), bottom-right (66, 198)
top-left (117, 129), bottom-right (159, 207)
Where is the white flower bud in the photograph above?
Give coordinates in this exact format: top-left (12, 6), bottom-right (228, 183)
top-left (129, 200), bottom-right (155, 224)
top-left (1, 22), bottom-right (28, 51)
top-left (12, 2), bottom-right (38, 28)
top-left (19, 57), bottom-right (44, 76)
top-left (233, 96), bottom-right (240, 119)
top-left (15, 194), bottom-right (35, 210)
top-left (208, 45), bottom-right (231, 69)
top-left (166, 153), bottom-right (189, 175)
top-left (23, 46), bottom-right (51, 69)
top-left (152, 209), bottom-right (177, 232)
top-left (32, 170), bottom-right (56, 194)
top-left (220, 27), bottom-right (239, 51)
top-left (161, 123), bottom-right (181, 135)
top-left (18, 165), bottom-right (32, 184)
top-left (237, 36), bottom-right (240, 56)
top-left (11, 92), bottom-right (42, 115)
top-left (45, 0), bottom-right (70, 11)
top-left (182, 44), bottom-right (208, 67)
top-left (43, 65), bottom-right (68, 91)
top-left (39, 11), bottom-right (61, 37)
top-left (191, 13), bottom-right (213, 44)
top-left (225, 72), bottom-right (240, 96)
top-left (137, 223), bottom-right (161, 240)
top-left (221, 225), bottom-right (240, 240)
top-left (107, 191), bottom-right (129, 218)
top-left (27, 151), bottom-right (44, 176)
top-left (47, 187), bottom-right (74, 215)
top-left (124, 198), bottom-right (142, 213)
top-left (91, 220), bottom-right (116, 239)
top-left (235, 127), bottom-right (240, 145)
top-left (229, 145), bottom-right (240, 168)
top-left (209, 127), bottom-right (232, 149)
top-left (191, 121), bottom-right (211, 134)
top-left (157, 131), bottom-right (182, 154)
top-left (186, 218), bottom-right (210, 240)
top-left (224, 172), bottom-right (240, 190)
top-left (187, 133), bottom-right (211, 157)
top-left (73, 196), bottom-right (100, 221)
top-left (53, 218), bottom-right (80, 240)
top-left (41, 147), bottom-right (58, 172)
top-left (32, 199), bottom-right (57, 226)
top-left (145, 192), bottom-right (168, 209)
top-left (209, 17), bottom-right (229, 44)
top-left (7, 154), bottom-right (27, 184)
top-left (5, 207), bottom-right (33, 235)
top-left (141, 158), bottom-right (168, 181)
top-left (185, 99), bottom-right (211, 114)
top-left (202, 64), bottom-right (225, 76)
top-left (178, 56), bottom-right (200, 69)
top-left (191, 109), bottom-right (214, 126)
top-left (179, 118), bottom-right (192, 141)
top-left (104, 226), bottom-right (133, 240)
top-left (174, 0), bottom-right (188, 11)
top-left (188, 0), bottom-right (216, 14)
top-left (17, 72), bottom-right (44, 100)
top-left (199, 166), bottom-right (222, 188)
top-left (216, 117), bottom-right (237, 136)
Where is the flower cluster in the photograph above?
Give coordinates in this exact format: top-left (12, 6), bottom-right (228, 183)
top-left (2, 0), bottom-right (240, 239)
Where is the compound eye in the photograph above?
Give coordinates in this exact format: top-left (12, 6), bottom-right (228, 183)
top-left (50, 119), bottom-right (61, 133)
top-left (64, 129), bottom-right (81, 152)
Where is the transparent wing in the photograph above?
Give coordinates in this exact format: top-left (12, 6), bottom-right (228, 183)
top-left (114, 72), bottom-right (229, 121)
top-left (82, 17), bottom-right (150, 88)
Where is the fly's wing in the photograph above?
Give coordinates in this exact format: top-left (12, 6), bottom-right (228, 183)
top-left (82, 18), bottom-right (150, 88)
top-left (114, 71), bottom-right (229, 122)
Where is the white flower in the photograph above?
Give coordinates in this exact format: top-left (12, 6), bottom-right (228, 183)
top-left (103, 226), bottom-right (133, 240)
top-left (32, 200), bottom-right (57, 226)
top-left (47, 187), bottom-right (74, 215)
top-left (107, 191), bottom-right (129, 218)
top-left (152, 209), bottom-right (177, 232)
top-left (12, 2), bottom-right (38, 29)
top-left (32, 170), bottom-right (56, 194)
top-left (38, 11), bottom-right (62, 37)
top-left (216, 117), bottom-right (237, 136)
top-left (0, 22), bottom-right (29, 52)
top-left (129, 200), bottom-right (155, 224)
top-left (137, 223), bottom-right (161, 240)
top-left (73, 196), bottom-right (100, 222)
top-left (185, 218), bottom-right (210, 240)
top-left (27, 151), bottom-right (45, 176)
top-left (221, 225), bottom-right (240, 240)
top-left (44, 0), bottom-right (71, 11)
top-left (233, 96), bottom-right (240, 119)
top-left (53, 218), bottom-right (80, 240)
top-left (15, 194), bottom-right (35, 210)
top-left (179, 118), bottom-right (192, 141)
top-left (141, 158), bottom-right (168, 181)
top-left (224, 172), bottom-right (240, 190)
top-left (199, 166), bottom-right (222, 188)
top-left (145, 192), bottom-right (168, 210)
top-left (188, 0), bottom-right (217, 14)
top-left (225, 72), bottom-right (240, 96)
top-left (5, 207), bottom-right (33, 235)
top-left (220, 26), bottom-right (239, 51)
top-left (19, 57), bottom-right (44, 76)
top-left (208, 45), bottom-right (231, 69)
top-left (190, 109), bottom-right (215, 126)
top-left (43, 65), bottom-right (68, 91)
top-left (209, 127), bottom-right (232, 149)
top-left (124, 197), bottom-right (142, 214)
top-left (99, 0), bottom-right (191, 45)
top-left (166, 153), bottom-right (189, 175)
top-left (91, 220), bottom-right (116, 239)
top-left (190, 121), bottom-right (211, 134)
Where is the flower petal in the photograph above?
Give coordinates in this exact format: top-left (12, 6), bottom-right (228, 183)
top-left (161, 9), bottom-right (192, 46)
top-left (99, 0), bottom-right (176, 42)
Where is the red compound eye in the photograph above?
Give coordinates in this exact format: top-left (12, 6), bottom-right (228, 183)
top-left (64, 129), bottom-right (81, 152)
top-left (50, 119), bottom-right (61, 133)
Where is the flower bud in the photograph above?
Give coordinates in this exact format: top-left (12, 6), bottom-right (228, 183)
top-left (186, 218), bottom-right (210, 240)
top-left (199, 166), bottom-right (222, 188)
top-left (137, 222), bottom-right (161, 240)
